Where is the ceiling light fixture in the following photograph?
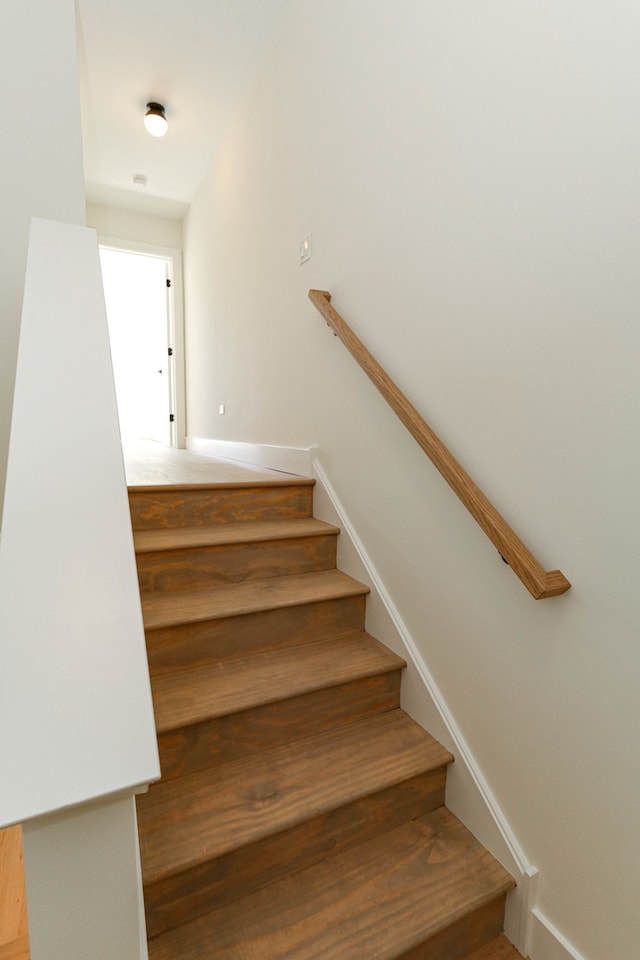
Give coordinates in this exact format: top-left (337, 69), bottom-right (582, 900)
top-left (144, 102), bottom-right (168, 138)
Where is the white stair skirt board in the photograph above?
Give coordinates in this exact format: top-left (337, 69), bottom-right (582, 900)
top-left (187, 436), bottom-right (313, 477)
top-left (0, 218), bottom-right (160, 827)
top-left (311, 456), bottom-right (544, 955)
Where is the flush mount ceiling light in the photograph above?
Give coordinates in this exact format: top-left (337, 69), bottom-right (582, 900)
top-left (144, 102), bottom-right (168, 138)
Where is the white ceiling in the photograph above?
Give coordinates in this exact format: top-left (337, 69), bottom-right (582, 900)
top-left (76, 0), bottom-right (286, 220)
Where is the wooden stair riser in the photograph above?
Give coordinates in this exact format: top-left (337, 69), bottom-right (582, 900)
top-left (142, 767), bottom-right (448, 939)
top-left (136, 534), bottom-right (337, 595)
top-left (397, 896), bottom-right (507, 960)
top-left (129, 484), bottom-right (313, 531)
top-left (145, 595), bottom-right (367, 673)
top-left (156, 671), bottom-right (403, 780)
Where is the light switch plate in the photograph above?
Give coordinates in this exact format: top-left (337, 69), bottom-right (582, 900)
top-left (300, 234), bottom-right (312, 265)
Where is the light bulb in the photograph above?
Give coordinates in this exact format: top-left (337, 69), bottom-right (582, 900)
top-left (144, 103), bottom-right (168, 138)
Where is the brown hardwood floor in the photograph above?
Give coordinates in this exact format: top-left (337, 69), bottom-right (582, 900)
top-left (0, 827), bottom-right (29, 960)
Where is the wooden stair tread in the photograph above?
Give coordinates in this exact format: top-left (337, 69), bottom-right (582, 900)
top-left (147, 806), bottom-right (514, 960)
top-left (137, 710), bottom-right (452, 884)
top-left (466, 936), bottom-right (523, 959)
top-left (141, 570), bottom-right (370, 631)
top-left (152, 633), bottom-right (405, 733)
top-left (134, 518), bottom-right (339, 553)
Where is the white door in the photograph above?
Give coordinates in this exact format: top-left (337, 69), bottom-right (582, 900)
top-left (99, 247), bottom-right (174, 445)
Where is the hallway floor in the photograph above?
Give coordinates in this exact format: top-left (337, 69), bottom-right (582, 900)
top-left (123, 441), bottom-right (295, 487)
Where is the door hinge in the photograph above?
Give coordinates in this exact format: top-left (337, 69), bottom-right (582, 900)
top-left (169, 413), bottom-right (175, 423)
top-left (166, 278), bottom-right (172, 288)
top-left (168, 346), bottom-right (173, 356)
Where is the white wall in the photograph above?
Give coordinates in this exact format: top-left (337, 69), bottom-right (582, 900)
top-left (183, 2), bottom-right (640, 958)
top-left (0, 0), bottom-right (86, 515)
top-left (87, 202), bottom-right (183, 251)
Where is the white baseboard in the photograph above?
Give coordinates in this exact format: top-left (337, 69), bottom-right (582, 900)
top-left (186, 437), bottom-right (313, 477)
top-left (530, 910), bottom-right (589, 960)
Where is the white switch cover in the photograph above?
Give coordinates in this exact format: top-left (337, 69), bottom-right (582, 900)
top-left (218, 404), bottom-right (225, 415)
top-left (300, 234), bottom-right (312, 265)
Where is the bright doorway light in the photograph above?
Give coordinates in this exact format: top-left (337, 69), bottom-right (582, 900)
top-left (100, 247), bottom-right (173, 445)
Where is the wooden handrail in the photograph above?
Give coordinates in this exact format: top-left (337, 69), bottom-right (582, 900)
top-left (309, 290), bottom-right (570, 599)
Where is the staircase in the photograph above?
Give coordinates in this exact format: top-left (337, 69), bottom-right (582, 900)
top-left (129, 475), bottom-right (520, 960)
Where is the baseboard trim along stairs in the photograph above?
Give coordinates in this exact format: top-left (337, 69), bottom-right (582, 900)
top-left (129, 473), bottom-right (522, 959)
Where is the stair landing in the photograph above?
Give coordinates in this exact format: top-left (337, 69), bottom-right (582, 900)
top-left (124, 440), bottom-right (295, 487)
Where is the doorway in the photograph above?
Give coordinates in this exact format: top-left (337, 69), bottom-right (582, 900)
top-left (99, 243), bottom-right (185, 447)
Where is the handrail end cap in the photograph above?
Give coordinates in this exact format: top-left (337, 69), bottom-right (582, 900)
top-left (309, 289), bottom-right (332, 303)
top-left (536, 570), bottom-right (571, 599)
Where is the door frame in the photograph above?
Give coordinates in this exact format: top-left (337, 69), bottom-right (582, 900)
top-left (97, 235), bottom-right (186, 448)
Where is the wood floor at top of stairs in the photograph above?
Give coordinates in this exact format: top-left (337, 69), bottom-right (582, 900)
top-left (147, 806), bottom-right (515, 960)
top-left (150, 632), bottom-right (405, 733)
top-left (137, 709), bottom-right (452, 884)
top-left (141, 569), bottom-right (369, 631)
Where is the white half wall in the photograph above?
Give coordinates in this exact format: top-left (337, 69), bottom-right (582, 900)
top-left (0, 219), bottom-right (159, 827)
top-left (22, 795), bottom-right (148, 960)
